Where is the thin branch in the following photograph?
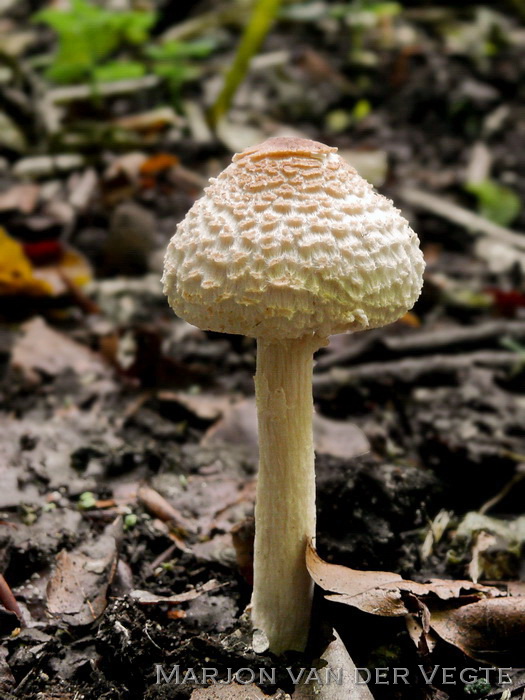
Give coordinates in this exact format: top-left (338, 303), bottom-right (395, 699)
top-left (399, 187), bottom-right (525, 252)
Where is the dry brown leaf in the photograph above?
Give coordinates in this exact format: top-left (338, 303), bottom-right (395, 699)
top-left (191, 683), bottom-right (284, 699)
top-left (306, 544), bottom-right (409, 616)
top-left (306, 542), bottom-right (500, 617)
top-left (46, 520), bottom-right (119, 626)
top-left (307, 544), bottom-right (524, 664)
top-left (430, 597), bottom-right (525, 665)
top-left (130, 579), bottom-right (225, 605)
top-left (507, 581), bottom-right (525, 596)
top-left (293, 629), bottom-right (374, 700)
top-left (11, 317), bottom-right (110, 380)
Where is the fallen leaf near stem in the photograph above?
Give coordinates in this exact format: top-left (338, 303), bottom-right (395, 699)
top-left (306, 543), bottom-right (499, 615)
top-left (231, 517), bottom-right (255, 584)
top-left (306, 543), bottom-right (525, 664)
top-left (293, 629), bottom-right (374, 700)
top-left (422, 597), bottom-right (525, 666)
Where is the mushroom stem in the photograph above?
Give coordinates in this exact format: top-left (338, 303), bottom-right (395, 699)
top-left (252, 335), bottom-right (321, 654)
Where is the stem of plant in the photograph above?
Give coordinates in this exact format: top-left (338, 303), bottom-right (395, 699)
top-left (252, 335), bottom-right (322, 654)
top-left (208, 0), bottom-right (282, 129)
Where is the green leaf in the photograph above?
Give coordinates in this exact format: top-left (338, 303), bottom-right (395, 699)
top-left (147, 38), bottom-right (216, 61)
top-left (465, 179), bottom-right (521, 227)
top-left (120, 11), bottom-right (157, 45)
top-left (93, 60), bottom-right (146, 83)
top-left (153, 61), bottom-right (199, 90)
top-left (352, 98), bottom-right (371, 121)
top-left (33, 0), bottom-right (156, 85)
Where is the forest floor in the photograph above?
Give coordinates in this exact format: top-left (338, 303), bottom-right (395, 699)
top-left (1, 1), bottom-right (525, 699)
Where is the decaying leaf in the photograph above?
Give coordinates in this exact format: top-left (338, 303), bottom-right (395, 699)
top-left (46, 519), bottom-right (120, 626)
top-left (11, 316), bottom-right (111, 380)
top-left (191, 683), bottom-right (285, 699)
top-left (293, 629), bottom-right (374, 700)
top-left (307, 543), bottom-right (525, 664)
top-left (307, 543), bottom-right (409, 616)
top-left (306, 543), bottom-right (499, 617)
top-left (130, 579), bottom-right (224, 605)
top-left (430, 597), bottom-right (525, 665)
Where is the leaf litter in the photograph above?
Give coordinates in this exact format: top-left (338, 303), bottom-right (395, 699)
top-left (306, 543), bottom-right (525, 665)
top-left (2, 1), bottom-right (525, 698)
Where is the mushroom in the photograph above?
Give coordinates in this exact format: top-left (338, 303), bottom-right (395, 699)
top-left (162, 137), bottom-right (425, 654)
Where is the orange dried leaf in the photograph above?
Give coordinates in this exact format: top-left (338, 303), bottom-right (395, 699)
top-left (399, 311), bottom-right (421, 327)
top-left (167, 609), bottom-right (186, 620)
top-left (139, 153), bottom-right (179, 176)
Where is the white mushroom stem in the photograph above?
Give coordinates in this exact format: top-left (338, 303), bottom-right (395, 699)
top-left (252, 335), bottom-right (323, 654)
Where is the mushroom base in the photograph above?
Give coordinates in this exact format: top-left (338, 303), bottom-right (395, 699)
top-left (252, 336), bottom-right (320, 654)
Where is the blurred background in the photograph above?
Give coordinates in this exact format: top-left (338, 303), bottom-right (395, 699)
top-left (1, 1), bottom-right (525, 699)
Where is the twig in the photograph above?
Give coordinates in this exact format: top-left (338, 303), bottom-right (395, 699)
top-left (149, 543), bottom-right (178, 572)
top-left (399, 187), bottom-right (525, 252)
top-left (313, 350), bottom-right (518, 393)
top-left (161, 4), bottom-right (249, 43)
top-left (479, 463), bottom-right (525, 515)
top-left (315, 321), bottom-right (525, 371)
top-left (384, 320), bottom-right (525, 354)
top-left (137, 485), bottom-right (197, 534)
top-left (46, 75), bottom-right (160, 105)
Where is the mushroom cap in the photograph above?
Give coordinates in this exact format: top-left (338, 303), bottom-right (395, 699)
top-left (162, 137), bottom-right (425, 341)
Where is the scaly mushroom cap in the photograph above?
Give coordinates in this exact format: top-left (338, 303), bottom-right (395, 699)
top-left (162, 137), bottom-right (425, 340)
